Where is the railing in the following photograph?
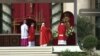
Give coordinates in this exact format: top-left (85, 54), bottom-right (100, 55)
top-left (0, 33), bottom-right (40, 46)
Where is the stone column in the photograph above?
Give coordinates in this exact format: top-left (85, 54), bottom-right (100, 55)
top-left (2, 4), bottom-right (12, 33)
top-left (51, 3), bottom-right (62, 32)
top-left (74, 0), bottom-right (78, 45)
top-left (90, 0), bottom-right (96, 51)
top-left (90, 0), bottom-right (96, 37)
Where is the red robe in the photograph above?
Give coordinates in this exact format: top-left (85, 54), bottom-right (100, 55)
top-left (28, 26), bottom-right (35, 41)
top-left (40, 26), bottom-right (51, 45)
top-left (58, 23), bottom-right (67, 40)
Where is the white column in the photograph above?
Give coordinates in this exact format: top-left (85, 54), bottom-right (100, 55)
top-left (2, 4), bottom-right (12, 33)
top-left (91, 0), bottom-right (96, 51)
top-left (91, 0), bottom-right (96, 37)
top-left (74, 0), bottom-right (78, 45)
top-left (52, 3), bottom-right (62, 33)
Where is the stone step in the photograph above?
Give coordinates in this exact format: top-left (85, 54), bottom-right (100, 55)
top-left (0, 54), bottom-right (58, 56)
top-left (0, 47), bottom-right (53, 54)
top-left (0, 52), bottom-right (52, 54)
top-left (53, 46), bottom-right (83, 52)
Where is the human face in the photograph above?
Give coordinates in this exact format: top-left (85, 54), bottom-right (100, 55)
top-left (31, 23), bottom-right (34, 26)
top-left (42, 23), bottom-right (45, 26)
top-left (61, 22), bottom-right (64, 25)
top-left (23, 20), bottom-right (26, 24)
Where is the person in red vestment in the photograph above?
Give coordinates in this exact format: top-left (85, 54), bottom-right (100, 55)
top-left (58, 21), bottom-right (67, 45)
top-left (28, 23), bottom-right (35, 47)
top-left (40, 23), bottom-right (51, 47)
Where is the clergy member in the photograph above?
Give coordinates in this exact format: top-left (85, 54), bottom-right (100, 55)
top-left (40, 22), bottom-right (51, 47)
top-left (21, 19), bottom-right (28, 46)
top-left (28, 23), bottom-right (35, 47)
top-left (58, 21), bottom-right (67, 45)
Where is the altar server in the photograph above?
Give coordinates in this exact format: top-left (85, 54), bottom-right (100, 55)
top-left (21, 19), bottom-right (28, 46)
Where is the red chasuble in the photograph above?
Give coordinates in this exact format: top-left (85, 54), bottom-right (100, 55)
top-left (58, 23), bottom-right (67, 40)
top-left (40, 25), bottom-right (51, 46)
top-left (28, 26), bottom-right (35, 41)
